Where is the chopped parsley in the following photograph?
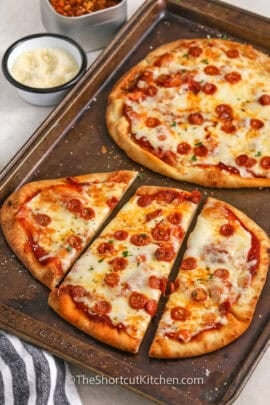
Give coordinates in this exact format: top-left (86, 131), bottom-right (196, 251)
top-left (108, 239), bottom-right (114, 244)
top-left (197, 278), bottom-right (205, 282)
top-left (122, 250), bottom-right (132, 258)
top-left (66, 246), bottom-right (72, 252)
top-left (195, 142), bottom-right (203, 147)
top-left (191, 155), bottom-right (197, 162)
top-left (171, 121), bottom-right (177, 127)
top-left (182, 53), bottom-right (189, 59)
top-left (208, 274), bottom-right (214, 280)
top-left (201, 59), bottom-right (209, 64)
top-left (88, 266), bottom-right (94, 271)
top-left (98, 258), bottom-right (104, 263)
top-left (255, 151), bottom-right (262, 157)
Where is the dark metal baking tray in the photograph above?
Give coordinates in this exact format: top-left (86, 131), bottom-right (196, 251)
top-left (0, 1), bottom-right (269, 404)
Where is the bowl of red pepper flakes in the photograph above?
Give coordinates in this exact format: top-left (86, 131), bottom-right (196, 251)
top-left (40, 0), bottom-right (127, 51)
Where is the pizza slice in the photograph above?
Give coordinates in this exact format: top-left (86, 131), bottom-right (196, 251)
top-left (0, 171), bottom-right (137, 289)
top-left (149, 197), bottom-right (269, 358)
top-left (48, 186), bottom-right (201, 353)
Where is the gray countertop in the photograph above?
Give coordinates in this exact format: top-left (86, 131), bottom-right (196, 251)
top-left (0, 1), bottom-right (269, 404)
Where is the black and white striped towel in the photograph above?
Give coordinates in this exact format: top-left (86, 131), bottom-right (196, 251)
top-left (0, 330), bottom-right (82, 405)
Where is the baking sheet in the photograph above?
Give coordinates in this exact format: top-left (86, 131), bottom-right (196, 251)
top-left (0, 1), bottom-right (269, 404)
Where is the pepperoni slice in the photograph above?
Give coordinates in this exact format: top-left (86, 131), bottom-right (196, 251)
top-left (191, 288), bottom-right (208, 302)
top-left (154, 190), bottom-right (179, 203)
top-left (109, 257), bottom-right (127, 271)
top-left (130, 233), bottom-right (151, 246)
top-left (181, 257), bottom-right (197, 270)
top-left (220, 224), bottom-right (235, 237)
top-left (214, 268), bottom-right (230, 279)
top-left (97, 242), bottom-right (114, 255)
top-left (258, 95), bottom-right (270, 105)
top-left (169, 279), bottom-right (180, 293)
top-left (94, 300), bottom-right (112, 314)
top-left (106, 196), bottom-right (118, 209)
top-left (104, 272), bottom-right (120, 287)
top-left (190, 190), bottom-right (202, 204)
top-left (250, 119), bottom-right (264, 129)
top-left (202, 82), bottom-right (217, 95)
top-left (188, 46), bottom-right (202, 57)
top-left (171, 306), bottom-right (190, 321)
top-left (177, 142), bottom-right (192, 155)
top-left (33, 213), bottom-right (51, 227)
top-left (261, 156), bottom-right (270, 169)
top-left (226, 49), bottom-right (239, 58)
top-left (221, 121), bottom-right (236, 134)
top-left (67, 198), bottom-right (82, 213)
top-left (149, 275), bottom-right (161, 289)
top-left (145, 300), bottom-right (158, 316)
top-left (235, 154), bottom-right (256, 168)
top-left (146, 117), bottom-right (161, 128)
top-left (162, 151), bottom-right (177, 166)
top-left (219, 301), bottom-right (231, 315)
top-left (137, 194), bottom-right (153, 207)
top-left (67, 235), bottom-right (82, 250)
top-left (167, 212), bottom-right (182, 225)
top-left (204, 65), bottom-right (220, 75)
top-left (81, 207), bottom-right (95, 220)
top-left (173, 225), bottom-right (185, 240)
top-left (188, 112), bottom-right (204, 125)
top-left (129, 292), bottom-right (147, 309)
top-left (114, 230), bottom-right (129, 240)
top-left (188, 79), bottom-right (201, 94)
top-left (157, 73), bottom-right (181, 87)
top-left (216, 104), bottom-right (233, 121)
top-left (69, 285), bottom-right (86, 298)
top-left (151, 223), bottom-right (171, 241)
top-left (193, 144), bottom-right (208, 157)
top-left (145, 85), bottom-right (158, 97)
top-left (155, 244), bottom-right (175, 262)
top-left (225, 72), bottom-right (241, 84)
top-left (146, 209), bottom-right (162, 222)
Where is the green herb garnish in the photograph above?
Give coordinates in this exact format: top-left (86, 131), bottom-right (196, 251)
top-left (66, 246), bottom-right (72, 252)
top-left (108, 240), bottom-right (114, 244)
top-left (191, 155), bottom-right (197, 162)
top-left (122, 250), bottom-right (132, 257)
top-left (138, 172), bottom-right (144, 180)
top-left (182, 53), bottom-right (189, 58)
top-left (98, 258), bottom-right (104, 263)
top-left (208, 274), bottom-right (214, 280)
top-left (195, 142), bottom-right (203, 147)
top-left (201, 59), bottom-right (209, 64)
top-left (255, 151), bottom-right (262, 157)
top-left (171, 121), bottom-right (177, 127)
top-left (88, 266), bottom-right (94, 271)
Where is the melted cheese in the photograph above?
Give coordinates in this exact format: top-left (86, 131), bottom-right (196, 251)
top-left (125, 39), bottom-right (270, 178)
top-left (23, 176), bottom-right (136, 273)
top-left (154, 198), bottom-right (256, 342)
top-left (62, 188), bottom-right (199, 340)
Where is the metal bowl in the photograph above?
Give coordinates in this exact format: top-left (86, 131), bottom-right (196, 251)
top-left (40, 0), bottom-right (128, 52)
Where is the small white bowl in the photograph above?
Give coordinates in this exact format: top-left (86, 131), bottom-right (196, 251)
top-left (2, 33), bottom-right (87, 106)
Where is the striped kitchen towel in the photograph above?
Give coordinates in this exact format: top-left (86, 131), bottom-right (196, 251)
top-left (0, 330), bottom-right (82, 405)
